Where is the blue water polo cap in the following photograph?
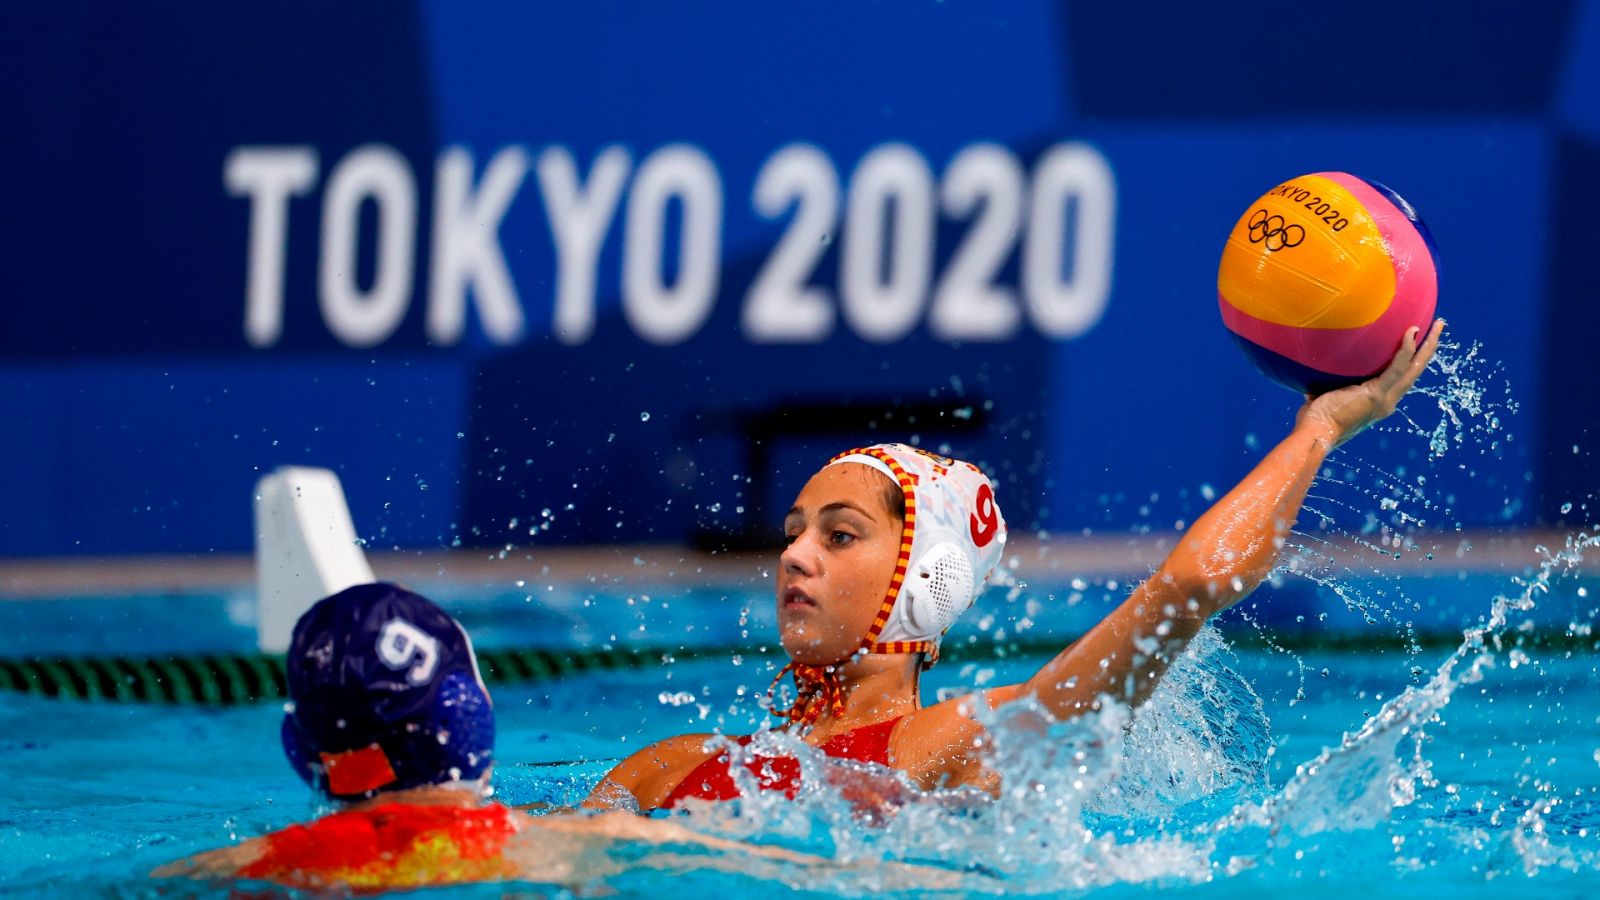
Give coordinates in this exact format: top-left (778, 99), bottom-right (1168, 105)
top-left (281, 582), bottom-right (495, 800)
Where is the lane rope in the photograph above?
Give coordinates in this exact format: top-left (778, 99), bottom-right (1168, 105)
top-left (0, 631), bottom-right (1590, 705)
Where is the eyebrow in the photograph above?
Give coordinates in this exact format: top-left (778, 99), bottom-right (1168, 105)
top-left (785, 500), bottom-right (875, 521)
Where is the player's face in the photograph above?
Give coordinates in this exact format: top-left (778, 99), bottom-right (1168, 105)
top-left (776, 464), bottom-right (902, 665)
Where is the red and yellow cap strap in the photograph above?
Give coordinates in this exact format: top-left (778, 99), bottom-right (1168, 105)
top-left (826, 446), bottom-right (919, 654)
top-left (767, 661), bottom-right (846, 726)
top-left (869, 638), bottom-right (937, 662)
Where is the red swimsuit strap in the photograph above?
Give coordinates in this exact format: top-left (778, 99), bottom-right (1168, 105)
top-left (816, 715), bottom-right (903, 764)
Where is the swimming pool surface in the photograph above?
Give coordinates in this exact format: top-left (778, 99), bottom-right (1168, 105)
top-left (1, 549), bottom-right (1596, 897)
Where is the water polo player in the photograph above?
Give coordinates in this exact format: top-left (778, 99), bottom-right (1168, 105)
top-left (155, 583), bottom-right (821, 890)
top-left (589, 322), bottom-right (1445, 812)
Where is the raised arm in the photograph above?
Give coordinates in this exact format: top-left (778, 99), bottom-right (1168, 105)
top-left (1011, 321), bottom-right (1444, 719)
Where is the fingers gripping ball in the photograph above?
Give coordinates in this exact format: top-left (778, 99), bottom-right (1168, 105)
top-left (1217, 172), bottom-right (1439, 395)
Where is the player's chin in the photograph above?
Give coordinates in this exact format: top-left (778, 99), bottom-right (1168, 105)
top-left (778, 623), bottom-right (850, 666)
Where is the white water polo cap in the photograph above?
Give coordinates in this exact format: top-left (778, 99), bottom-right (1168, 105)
top-left (826, 444), bottom-right (1007, 661)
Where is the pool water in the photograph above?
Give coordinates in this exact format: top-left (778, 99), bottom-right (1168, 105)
top-left (0, 538), bottom-right (1596, 898)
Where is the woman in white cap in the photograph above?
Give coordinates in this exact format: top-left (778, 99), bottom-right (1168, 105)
top-left (590, 323), bottom-right (1443, 813)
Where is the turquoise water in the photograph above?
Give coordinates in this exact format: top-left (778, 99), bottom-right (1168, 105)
top-left (2, 330), bottom-right (1584, 895)
top-left (0, 540), bottom-right (1596, 897)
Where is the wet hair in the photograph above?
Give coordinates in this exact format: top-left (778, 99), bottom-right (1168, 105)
top-left (819, 459), bottom-right (905, 524)
top-left (876, 471), bottom-right (906, 522)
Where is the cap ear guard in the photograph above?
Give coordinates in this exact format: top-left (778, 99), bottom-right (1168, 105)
top-left (887, 542), bottom-right (975, 639)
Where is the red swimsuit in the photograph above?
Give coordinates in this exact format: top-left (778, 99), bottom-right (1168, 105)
top-left (238, 802), bottom-right (519, 891)
top-left (661, 716), bottom-right (903, 808)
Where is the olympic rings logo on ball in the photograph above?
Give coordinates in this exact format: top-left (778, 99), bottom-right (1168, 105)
top-left (1246, 209), bottom-right (1305, 252)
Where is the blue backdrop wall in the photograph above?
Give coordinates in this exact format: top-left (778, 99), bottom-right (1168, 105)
top-left (2, 1), bottom-right (1594, 556)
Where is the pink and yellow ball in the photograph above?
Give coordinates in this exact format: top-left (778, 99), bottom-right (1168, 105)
top-left (1217, 172), bottom-right (1439, 395)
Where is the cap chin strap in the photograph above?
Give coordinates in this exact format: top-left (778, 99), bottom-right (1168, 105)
top-left (848, 446), bottom-right (938, 663)
top-left (769, 447), bottom-right (933, 727)
top-left (767, 661), bottom-right (846, 725)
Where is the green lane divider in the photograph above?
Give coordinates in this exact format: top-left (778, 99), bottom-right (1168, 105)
top-left (0, 630), bottom-right (1592, 705)
top-left (0, 644), bottom-right (754, 706)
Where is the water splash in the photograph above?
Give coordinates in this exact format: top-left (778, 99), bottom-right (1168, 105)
top-left (1401, 338), bottom-right (1519, 462)
top-left (1275, 340), bottom-right (1525, 665)
top-left (1087, 627), bottom-right (1272, 820)
top-left (659, 528), bottom-right (1593, 892)
top-left (647, 342), bottom-right (1598, 891)
top-left (667, 629), bottom-right (1273, 890)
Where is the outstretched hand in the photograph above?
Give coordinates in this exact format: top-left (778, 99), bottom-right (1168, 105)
top-left (1296, 319), bottom-right (1445, 447)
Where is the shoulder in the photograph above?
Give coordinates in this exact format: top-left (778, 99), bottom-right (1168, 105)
top-left (891, 685), bottom-right (1023, 792)
top-left (616, 732), bottom-right (724, 773)
top-left (583, 732), bottom-right (724, 812)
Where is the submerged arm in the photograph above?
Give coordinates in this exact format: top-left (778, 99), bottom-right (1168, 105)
top-left (150, 837), bottom-right (266, 880)
top-left (1009, 321), bottom-right (1444, 720)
